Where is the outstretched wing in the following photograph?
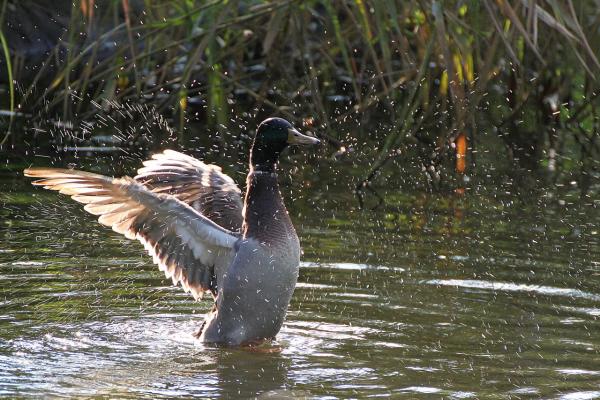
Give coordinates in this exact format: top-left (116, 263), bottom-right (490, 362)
top-left (24, 168), bottom-right (239, 299)
top-left (135, 150), bottom-right (243, 232)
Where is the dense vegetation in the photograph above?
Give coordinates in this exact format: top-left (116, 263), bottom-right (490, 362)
top-left (1, 0), bottom-right (600, 199)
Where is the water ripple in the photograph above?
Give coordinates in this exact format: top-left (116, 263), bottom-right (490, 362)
top-left (426, 279), bottom-right (600, 301)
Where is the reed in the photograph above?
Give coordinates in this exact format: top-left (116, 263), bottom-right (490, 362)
top-left (1, 0), bottom-right (599, 199)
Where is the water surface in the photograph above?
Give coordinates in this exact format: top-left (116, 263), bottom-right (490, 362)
top-left (1, 159), bottom-right (600, 398)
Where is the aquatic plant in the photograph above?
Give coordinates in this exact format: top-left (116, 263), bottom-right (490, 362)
top-left (1, 0), bottom-right (599, 201)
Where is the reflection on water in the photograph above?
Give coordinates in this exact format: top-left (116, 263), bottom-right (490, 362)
top-left (1, 167), bottom-right (600, 398)
top-left (427, 279), bottom-right (600, 301)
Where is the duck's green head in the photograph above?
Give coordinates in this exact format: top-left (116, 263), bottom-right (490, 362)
top-left (250, 117), bottom-right (320, 171)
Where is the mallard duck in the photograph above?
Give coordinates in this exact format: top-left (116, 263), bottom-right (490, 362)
top-left (24, 117), bottom-right (320, 345)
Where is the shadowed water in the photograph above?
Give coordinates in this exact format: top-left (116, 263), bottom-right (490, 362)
top-left (1, 159), bottom-right (600, 399)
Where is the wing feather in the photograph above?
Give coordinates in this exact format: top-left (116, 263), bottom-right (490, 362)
top-left (135, 150), bottom-right (243, 232)
top-left (24, 167), bottom-right (238, 299)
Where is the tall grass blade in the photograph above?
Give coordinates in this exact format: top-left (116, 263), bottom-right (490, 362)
top-left (483, 0), bottom-right (520, 66)
top-left (0, 28), bottom-right (14, 147)
top-left (323, 0), bottom-right (360, 101)
top-left (566, 0), bottom-right (600, 71)
top-left (495, 0), bottom-right (545, 64)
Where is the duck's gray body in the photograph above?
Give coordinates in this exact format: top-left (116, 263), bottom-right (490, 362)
top-left (24, 118), bottom-right (318, 346)
top-left (201, 171), bottom-right (301, 344)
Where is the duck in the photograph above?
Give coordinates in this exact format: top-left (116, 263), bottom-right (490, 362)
top-left (24, 117), bottom-right (320, 346)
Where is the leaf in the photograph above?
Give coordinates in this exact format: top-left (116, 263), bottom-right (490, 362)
top-left (80, 0), bottom-right (95, 22)
top-left (465, 52), bottom-right (474, 83)
top-left (354, 0), bottom-right (372, 41)
top-left (440, 70), bottom-right (448, 96)
top-left (0, 28), bottom-right (14, 146)
top-left (455, 132), bottom-right (467, 173)
top-left (324, 0), bottom-right (360, 100)
top-left (262, 7), bottom-right (287, 55)
top-left (521, 0), bottom-right (577, 42)
top-left (483, 0), bottom-right (520, 67)
top-left (495, 0), bottom-right (545, 65)
top-left (453, 53), bottom-right (464, 83)
top-left (566, 0), bottom-right (600, 71)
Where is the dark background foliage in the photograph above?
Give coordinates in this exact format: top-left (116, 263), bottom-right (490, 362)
top-left (1, 0), bottom-right (600, 198)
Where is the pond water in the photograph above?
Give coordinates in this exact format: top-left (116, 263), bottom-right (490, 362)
top-left (1, 153), bottom-right (600, 398)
